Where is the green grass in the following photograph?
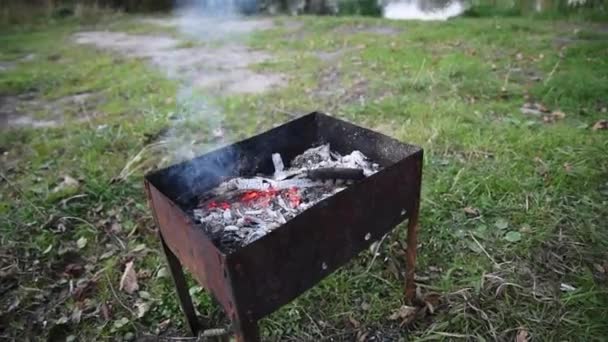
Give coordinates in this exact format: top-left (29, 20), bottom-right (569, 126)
top-left (1, 13), bottom-right (607, 341)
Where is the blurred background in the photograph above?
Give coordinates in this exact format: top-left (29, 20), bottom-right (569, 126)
top-left (2, 0), bottom-right (607, 25)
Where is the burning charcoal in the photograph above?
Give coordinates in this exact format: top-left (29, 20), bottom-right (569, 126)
top-left (190, 143), bottom-right (383, 252)
top-left (307, 168), bottom-right (365, 181)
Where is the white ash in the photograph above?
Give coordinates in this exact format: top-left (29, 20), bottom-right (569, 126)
top-left (290, 144), bottom-right (380, 177)
top-left (192, 144), bottom-right (381, 252)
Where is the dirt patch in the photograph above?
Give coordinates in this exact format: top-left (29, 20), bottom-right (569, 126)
top-left (74, 21), bottom-right (286, 95)
top-left (0, 61), bottom-right (16, 73)
top-left (307, 66), bottom-right (373, 110)
top-left (0, 92), bottom-right (102, 130)
top-left (0, 54), bottom-right (37, 74)
top-left (554, 25), bottom-right (608, 46)
top-left (315, 46), bottom-right (361, 62)
top-left (332, 23), bottom-right (401, 36)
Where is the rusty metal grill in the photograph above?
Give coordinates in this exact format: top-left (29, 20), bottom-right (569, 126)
top-left (145, 112), bottom-right (423, 341)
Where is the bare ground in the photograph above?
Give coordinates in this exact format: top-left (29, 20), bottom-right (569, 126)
top-left (331, 23), bottom-right (401, 36)
top-left (74, 17), bottom-right (288, 95)
top-left (0, 92), bottom-right (103, 130)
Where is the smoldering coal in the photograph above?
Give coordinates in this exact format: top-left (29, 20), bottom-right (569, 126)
top-left (192, 144), bottom-right (381, 253)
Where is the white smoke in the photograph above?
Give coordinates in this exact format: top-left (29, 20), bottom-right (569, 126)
top-left (157, 1), bottom-right (249, 197)
top-left (166, 1), bottom-right (244, 164)
top-left (383, 0), bottom-right (465, 21)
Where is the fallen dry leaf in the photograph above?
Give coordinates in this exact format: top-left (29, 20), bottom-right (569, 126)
top-left (56, 316), bottom-right (69, 325)
top-left (113, 317), bottom-right (129, 329)
top-left (516, 328), bottom-right (529, 342)
top-left (156, 267), bottom-right (169, 279)
top-left (542, 110), bottom-right (566, 124)
top-left (52, 175), bottom-right (79, 193)
top-left (76, 237), bottom-right (88, 249)
top-left (424, 292), bottom-right (442, 308)
top-left (592, 119), bottom-right (608, 131)
top-left (93, 204), bottom-right (104, 213)
top-left (135, 300), bottom-right (151, 318)
top-left (110, 222), bottom-right (122, 233)
top-left (521, 102), bottom-right (550, 116)
top-left (348, 316), bottom-right (361, 329)
top-left (7, 297), bottom-right (21, 312)
top-left (43, 244), bottom-right (53, 254)
top-left (356, 331), bottom-right (369, 342)
top-left (593, 263), bottom-right (605, 274)
top-left (563, 163), bottom-right (573, 173)
top-left (551, 110), bottom-right (566, 119)
top-left (463, 206), bottom-right (480, 217)
top-left (388, 305), bottom-right (417, 323)
top-left (132, 243), bottom-right (146, 253)
top-left (542, 115), bottom-right (554, 123)
top-left (63, 263), bottom-right (84, 278)
top-left (73, 279), bottom-right (96, 301)
top-left (137, 269), bottom-right (152, 279)
top-left (100, 302), bottom-right (111, 321)
top-left (428, 266), bottom-right (441, 273)
top-left (71, 307), bottom-right (82, 324)
top-left (99, 250), bottom-right (115, 260)
top-left (536, 103), bottom-right (549, 113)
top-left (119, 261), bottom-right (139, 294)
top-left (156, 319), bottom-right (171, 334)
top-left (560, 283), bottom-right (576, 292)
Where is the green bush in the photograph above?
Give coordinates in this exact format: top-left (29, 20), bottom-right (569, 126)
top-left (338, 0), bottom-right (382, 16)
top-left (462, 4), bottom-right (522, 17)
top-left (463, 0), bottom-right (608, 21)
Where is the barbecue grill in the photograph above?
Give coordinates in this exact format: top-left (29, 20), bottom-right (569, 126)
top-left (145, 112), bottom-right (423, 341)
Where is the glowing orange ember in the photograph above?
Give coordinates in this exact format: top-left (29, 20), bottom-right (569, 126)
top-left (204, 187), bottom-right (301, 210)
top-left (207, 201), bottom-right (230, 210)
top-left (286, 187), bottom-right (301, 208)
top-left (240, 188), bottom-right (279, 207)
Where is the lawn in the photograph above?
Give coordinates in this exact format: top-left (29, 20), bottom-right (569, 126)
top-left (1, 12), bottom-right (607, 341)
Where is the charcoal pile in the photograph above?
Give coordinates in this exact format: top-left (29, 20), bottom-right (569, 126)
top-left (192, 144), bottom-right (381, 252)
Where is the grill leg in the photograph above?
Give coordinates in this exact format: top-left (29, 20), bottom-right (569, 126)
top-left (160, 234), bottom-right (202, 336)
top-left (234, 317), bottom-right (259, 342)
top-left (405, 206), bottom-right (419, 304)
